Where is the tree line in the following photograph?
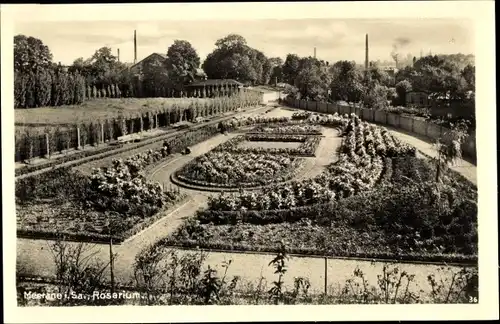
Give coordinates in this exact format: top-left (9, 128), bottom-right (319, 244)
top-left (279, 52), bottom-right (475, 110)
top-left (14, 32), bottom-right (475, 111)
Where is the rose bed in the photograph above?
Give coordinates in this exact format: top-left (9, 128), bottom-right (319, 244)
top-left (174, 151), bottom-right (306, 189)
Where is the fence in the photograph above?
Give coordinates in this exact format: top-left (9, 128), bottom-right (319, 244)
top-left (15, 93), bottom-right (261, 163)
top-left (285, 98), bottom-right (477, 161)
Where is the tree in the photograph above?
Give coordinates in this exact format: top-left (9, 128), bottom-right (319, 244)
top-left (269, 57), bottom-right (284, 85)
top-left (295, 57), bottom-right (331, 101)
top-left (433, 120), bottom-right (469, 183)
top-left (330, 60), bottom-right (365, 103)
top-left (395, 80), bottom-right (412, 106)
top-left (367, 65), bottom-right (392, 87)
top-left (363, 83), bottom-right (390, 109)
top-left (461, 64), bottom-right (475, 92)
top-left (282, 54), bottom-right (301, 86)
top-left (165, 40), bottom-right (201, 90)
top-left (142, 55), bottom-right (169, 97)
top-left (202, 34), bottom-right (266, 85)
top-left (14, 35), bottom-right (53, 73)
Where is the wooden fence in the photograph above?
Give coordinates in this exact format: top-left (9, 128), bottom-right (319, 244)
top-left (15, 93), bottom-right (261, 163)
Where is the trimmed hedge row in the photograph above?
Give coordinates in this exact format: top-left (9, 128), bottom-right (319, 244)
top-left (15, 106), bottom-right (262, 178)
top-left (213, 134), bottom-right (322, 157)
top-left (150, 238), bottom-right (478, 265)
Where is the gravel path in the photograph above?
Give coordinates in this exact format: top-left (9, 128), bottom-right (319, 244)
top-left (17, 238), bottom-right (468, 297)
top-left (384, 127), bottom-right (477, 185)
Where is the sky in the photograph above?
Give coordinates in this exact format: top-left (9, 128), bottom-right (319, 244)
top-left (13, 18), bottom-right (474, 67)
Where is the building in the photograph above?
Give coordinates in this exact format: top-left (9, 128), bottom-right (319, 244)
top-left (185, 79), bottom-right (243, 98)
top-left (125, 52), bottom-right (207, 81)
top-left (406, 91), bottom-right (430, 107)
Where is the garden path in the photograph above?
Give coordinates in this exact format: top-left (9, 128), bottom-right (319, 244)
top-left (17, 237), bottom-right (468, 296)
top-left (296, 127), bottom-right (342, 180)
top-left (385, 127), bottom-right (477, 185)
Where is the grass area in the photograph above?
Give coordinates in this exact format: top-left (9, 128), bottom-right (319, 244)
top-left (15, 97), bottom-right (211, 126)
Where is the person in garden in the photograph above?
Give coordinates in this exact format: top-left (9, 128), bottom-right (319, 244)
top-left (163, 140), bottom-right (171, 155)
top-left (218, 121), bottom-right (226, 134)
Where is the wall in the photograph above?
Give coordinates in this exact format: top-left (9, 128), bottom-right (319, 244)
top-left (286, 98), bottom-right (476, 160)
top-left (430, 100), bottom-right (475, 119)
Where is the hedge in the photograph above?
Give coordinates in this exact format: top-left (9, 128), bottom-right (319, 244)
top-left (149, 238), bottom-right (478, 265)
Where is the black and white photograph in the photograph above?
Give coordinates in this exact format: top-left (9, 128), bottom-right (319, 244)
top-left (1, 1), bottom-right (497, 322)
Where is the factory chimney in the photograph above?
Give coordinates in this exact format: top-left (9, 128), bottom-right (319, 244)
top-left (365, 34), bottom-right (369, 72)
top-left (314, 47), bottom-right (316, 59)
top-left (134, 30), bottom-right (137, 64)
top-left (117, 48), bottom-right (120, 62)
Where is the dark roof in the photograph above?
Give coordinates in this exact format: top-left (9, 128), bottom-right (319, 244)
top-left (125, 52), bottom-right (167, 72)
top-left (186, 79), bottom-right (243, 87)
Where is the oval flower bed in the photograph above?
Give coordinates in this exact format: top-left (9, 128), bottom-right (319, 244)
top-left (174, 151), bottom-right (306, 189)
top-left (250, 123), bottom-right (322, 135)
top-left (213, 134), bottom-right (322, 157)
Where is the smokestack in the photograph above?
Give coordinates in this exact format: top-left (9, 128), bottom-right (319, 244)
top-left (365, 34), bottom-right (369, 71)
top-left (134, 30), bottom-right (137, 64)
top-left (314, 47), bottom-right (316, 59)
top-left (117, 48), bottom-right (120, 62)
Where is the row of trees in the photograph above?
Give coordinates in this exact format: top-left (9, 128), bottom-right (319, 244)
top-left (280, 52), bottom-right (475, 110)
top-left (14, 69), bottom-right (86, 108)
top-left (15, 32), bottom-right (475, 110)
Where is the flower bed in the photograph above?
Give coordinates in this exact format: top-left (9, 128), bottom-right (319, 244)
top-left (166, 162), bottom-right (478, 263)
top-left (207, 115), bottom-right (398, 211)
top-left (175, 152), bottom-right (306, 188)
top-left (250, 123), bottom-right (322, 135)
top-left (16, 139), bottom-right (187, 242)
top-left (213, 134), bottom-right (322, 157)
top-left (16, 194), bottom-right (188, 243)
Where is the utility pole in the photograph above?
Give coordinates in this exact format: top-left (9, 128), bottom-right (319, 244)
top-left (109, 237), bottom-right (115, 294)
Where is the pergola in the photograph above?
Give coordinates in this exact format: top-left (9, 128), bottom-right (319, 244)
top-left (185, 79), bottom-right (243, 98)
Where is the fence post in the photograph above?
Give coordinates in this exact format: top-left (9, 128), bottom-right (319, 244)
top-left (372, 109), bottom-right (376, 122)
top-left (44, 133), bottom-right (50, 158)
top-left (155, 113), bottom-right (159, 129)
top-left (76, 127), bottom-right (81, 150)
top-left (324, 257), bottom-right (328, 296)
top-left (100, 123), bottom-right (105, 145)
top-left (411, 118), bottom-right (415, 133)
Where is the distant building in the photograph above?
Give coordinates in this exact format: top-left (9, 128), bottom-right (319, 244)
top-left (125, 52), bottom-right (207, 82)
top-left (406, 91), bottom-right (430, 107)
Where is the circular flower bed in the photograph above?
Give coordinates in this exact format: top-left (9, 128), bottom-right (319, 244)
top-left (174, 151), bottom-right (306, 189)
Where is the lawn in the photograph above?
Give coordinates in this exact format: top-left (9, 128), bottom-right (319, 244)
top-left (15, 97), bottom-right (211, 126)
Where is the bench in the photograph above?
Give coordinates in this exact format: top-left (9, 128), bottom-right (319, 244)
top-left (117, 133), bottom-right (142, 144)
